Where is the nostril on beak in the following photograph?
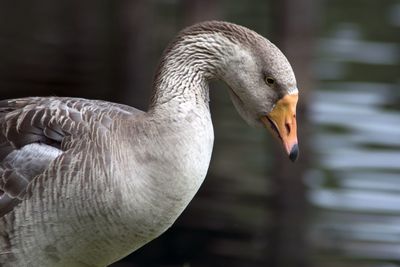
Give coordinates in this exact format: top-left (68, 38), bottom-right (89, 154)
top-left (285, 123), bottom-right (291, 134)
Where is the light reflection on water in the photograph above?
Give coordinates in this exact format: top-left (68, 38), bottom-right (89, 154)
top-left (308, 1), bottom-right (400, 264)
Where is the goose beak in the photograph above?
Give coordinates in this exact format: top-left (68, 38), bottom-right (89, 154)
top-left (261, 93), bottom-right (299, 162)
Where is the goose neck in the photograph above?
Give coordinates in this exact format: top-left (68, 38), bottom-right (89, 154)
top-left (148, 32), bottom-right (234, 111)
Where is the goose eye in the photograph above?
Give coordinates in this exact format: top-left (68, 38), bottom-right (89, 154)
top-left (266, 77), bottom-right (275, 85)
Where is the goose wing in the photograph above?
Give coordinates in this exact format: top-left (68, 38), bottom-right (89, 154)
top-left (0, 97), bottom-right (142, 218)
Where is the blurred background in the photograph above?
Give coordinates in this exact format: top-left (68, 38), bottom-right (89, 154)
top-left (1, 0), bottom-right (399, 266)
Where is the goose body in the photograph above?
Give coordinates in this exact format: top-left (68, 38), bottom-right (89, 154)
top-left (0, 21), bottom-right (299, 266)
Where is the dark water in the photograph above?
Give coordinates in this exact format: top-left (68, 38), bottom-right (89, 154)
top-left (308, 0), bottom-right (400, 265)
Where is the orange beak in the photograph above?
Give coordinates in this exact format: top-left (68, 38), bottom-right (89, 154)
top-left (261, 93), bottom-right (299, 162)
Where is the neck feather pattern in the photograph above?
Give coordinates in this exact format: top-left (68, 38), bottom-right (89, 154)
top-left (149, 32), bottom-right (236, 110)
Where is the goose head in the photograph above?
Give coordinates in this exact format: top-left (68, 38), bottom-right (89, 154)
top-left (154, 21), bottom-right (299, 161)
top-left (214, 24), bottom-right (299, 161)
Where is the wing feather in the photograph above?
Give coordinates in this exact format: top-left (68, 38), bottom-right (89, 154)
top-left (0, 97), bottom-right (142, 218)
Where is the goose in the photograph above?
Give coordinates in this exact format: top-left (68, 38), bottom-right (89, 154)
top-left (0, 21), bottom-right (299, 267)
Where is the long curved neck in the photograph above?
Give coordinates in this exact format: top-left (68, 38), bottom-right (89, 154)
top-left (148, 32), bottom-right (233, 112)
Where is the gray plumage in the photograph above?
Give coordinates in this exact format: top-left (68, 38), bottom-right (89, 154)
top-left (0, 21), bottom-right (298, 266)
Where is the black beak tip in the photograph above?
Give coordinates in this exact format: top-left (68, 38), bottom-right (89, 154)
top-left (289, 144), bottom-right (299, 162)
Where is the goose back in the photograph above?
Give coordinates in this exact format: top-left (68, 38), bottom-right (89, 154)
top-left (0, 97), bottom-right (141, 215)
top-left (0, 97), bottom-right (143, 265)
